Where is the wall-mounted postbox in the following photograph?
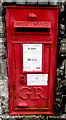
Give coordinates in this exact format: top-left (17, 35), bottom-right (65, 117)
top-left (6, 6), bottom-right (59, 115)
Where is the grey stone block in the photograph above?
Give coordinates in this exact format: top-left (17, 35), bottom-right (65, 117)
top-left (0, 80), bottom-right (8, 114)
top-left (0, 17), bottom-right (2, 24)
top-left (0, 0), bottom-right (2, 5)
top-left (0, 40), bottom-right (5, 56)
top-left (0, 38), bottom-right (5, 43)
top-left (3, 0), bottom-right (14, 2)
top-left (0, 33), bottom-right (5, 38)
top-left (0, 93), bottom-right (2, 115)
top-left (0, 21), bottom-right (4, 33)
top-left (0, 58), bottom-right (7, 79)
top-left (0, 8), bottom-right (2, 16)
top-left (27, 0), bottom-right (37, 3)
top-left (38, 0), bottom-right (48, 4)
top-left (16, 0), bottom-right (26, 4)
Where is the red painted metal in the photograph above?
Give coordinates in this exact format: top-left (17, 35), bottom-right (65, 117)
top-left (6, 6), bottom-right (59, 115)
top-left (14, 21), bottom-right (51, 28)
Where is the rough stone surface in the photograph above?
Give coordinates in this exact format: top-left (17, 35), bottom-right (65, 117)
top-left (0, 1), bottom-right (8, 116)
top-left (0, 0), bottom-right (66, 120)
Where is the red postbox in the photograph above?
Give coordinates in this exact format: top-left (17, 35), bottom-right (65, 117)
top-left (6, 6), bottom-right (59, 115)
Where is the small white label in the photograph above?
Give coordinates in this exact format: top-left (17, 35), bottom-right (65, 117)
top-left (27, 74), bottom-right (48, 86)
top-left (23, 44), bottom-right (42, 71)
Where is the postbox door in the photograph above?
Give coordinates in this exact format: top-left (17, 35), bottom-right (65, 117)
top-left (14, 43), bottom-right (51, 109)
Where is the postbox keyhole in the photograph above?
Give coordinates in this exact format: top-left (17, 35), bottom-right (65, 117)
top-left (22, 76), bottom-right (24, 79)
top-left (20, 75), bottom-right (26, 84)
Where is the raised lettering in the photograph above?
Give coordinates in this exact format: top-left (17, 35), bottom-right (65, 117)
top-left (30, 87), bottom-right (44, 100)
top-left (18, 87), bottom-right (45, 100)
top-left (18, 87), bottom-right (32, 100)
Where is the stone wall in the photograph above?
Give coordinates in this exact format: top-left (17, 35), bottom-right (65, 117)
top-left (0, 0), bottom-right (8, 116)
top-left (0, 0), bottom-right (66, 119)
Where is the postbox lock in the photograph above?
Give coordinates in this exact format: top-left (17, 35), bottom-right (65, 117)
top-left (28, 13), bottom-right (37, 21)
top-left (20, 75), bottom-right (26, 84)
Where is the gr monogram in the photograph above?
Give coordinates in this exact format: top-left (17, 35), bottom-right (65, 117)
top-left (18, 87), bottom-right (46, 100)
